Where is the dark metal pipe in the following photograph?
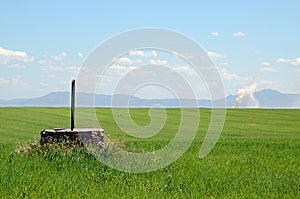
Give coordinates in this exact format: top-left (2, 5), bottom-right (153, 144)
top-left (71, 79), bottom-right (75, 131)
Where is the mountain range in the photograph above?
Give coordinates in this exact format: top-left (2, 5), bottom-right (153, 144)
top-left (0, 89), bottom-right (299, 108)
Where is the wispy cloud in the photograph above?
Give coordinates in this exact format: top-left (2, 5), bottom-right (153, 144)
top-left (0, 77), bottom-right (10, 84)
top-left (149, 59), bottom-right (168, 65)
top-left (77, 52), bottom-right (84, 58)
top-left (0, 75), bottom-right (24, 85)
top-left (52, 52), bottom-right (67, 61)
top-left (129, 50), bottom-right (157, 57)
top-left (0, 47), bottom-right (34, 64)
top-left (7, 64), bottom-right (26, 69)
top-left (47, 74), bottom-right (56, 78)
top-left (218, 67), bottom-right (239, 80)
top-left (232, 32), bottom-right (246, 37)
top-left (261, 67), bottom-right (277, 72)
top-left (108, 65), bottom-right (138, 75)
top-left (38, 59), bottom-right (53, 65)
top-left (261, 62), bottom-right (271, 66)
top-left (40, 82), bottom-right (48, 87)
top-left (66, 66), bottom-right (80, 74)
top-left (211, 32), bottom-right (220, 37)
top-left (42, 66), bottom-right (64, 72)
top-left (11, 75), bottom-right (22, 84)
top-left (208, 51), bottom-right (226, 60)
top-left (276, 57), bottom-right (300, 66)
top-left (174, 66), bottom-right (197, 76)
top-left (113, 57), bottom-right (142, 64)
top-left (172, 51), bottom-right (194, 60)
top-left (219, 62), bottom-right (229, 67)
top-left (42, 65), bottom-right (80, 74)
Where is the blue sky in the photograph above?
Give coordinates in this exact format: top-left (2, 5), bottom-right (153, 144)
top-left (0, 1), bottom-right (300, 100)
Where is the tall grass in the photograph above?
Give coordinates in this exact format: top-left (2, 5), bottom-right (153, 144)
top-left (0, 108), bottom-right (299, 198)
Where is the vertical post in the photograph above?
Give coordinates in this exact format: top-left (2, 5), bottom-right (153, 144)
top-left (71, 79), bottom-right (75, 131)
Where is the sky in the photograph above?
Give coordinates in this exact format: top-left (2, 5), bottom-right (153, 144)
top-left (0, 1), bottom-right (300, 100)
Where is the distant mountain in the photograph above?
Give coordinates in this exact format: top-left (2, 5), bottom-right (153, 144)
top-left (0, 89), bottom-right (299, 108)
top-left (254, 89), bottom-right (299, 108)
top-left (225, 89), bottom-right (300, 108)
top-left (0, 92), bottom-right (70, 107)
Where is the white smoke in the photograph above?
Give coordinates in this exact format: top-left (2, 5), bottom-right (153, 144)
top-left (233, 82), bottom-right (259, 108)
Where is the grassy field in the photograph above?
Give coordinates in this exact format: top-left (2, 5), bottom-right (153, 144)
top-left (0, 108), bottom-right (299, 198)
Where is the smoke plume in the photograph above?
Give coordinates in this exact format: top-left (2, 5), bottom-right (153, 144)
top-left (233, 82), bottom-right (259, 108)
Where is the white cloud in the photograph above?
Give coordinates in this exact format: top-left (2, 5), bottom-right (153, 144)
top-left (116, 57), bottom-right (131, 64)
top-left (77, 52), bottom-right (84, 58)
top-left (66, 66), bottom-right (80, 74)
top-left (172, 51), bottom-right (194, 60)
top-left (219, 63), bottom-right (229, 67)
top-left (218, 67), bottom-right (239, 80)
top-left (42, 65), bottom-right (80, 75)
top-left (232, 32), bottom-right (246, 37)
top-left (61, 52), bottom-right (67, 57)
top-left (211, 32), bottom-right (220, 37)
top-left (109, 65), bottom-right (138, 75)
top-left (113, 57), bottom-right (142, 64)
top-left (0, 47), bottom-right (34, 64)
top-left (0, 78), bottom-right (10, 84)
top-left (199, 65), bottom-right (218, 72)
top-left (47, 74), bottom-right (56, 78)
top-left (276, 57), bottom-right (300, 66)
top-left (43, 66), bottom-right (64, 72)
top-left (38, 59), bottom-right (53, 65)
top-left (129, 50), bottom-right (157, 57)
top-left (174, 66), bottom-right (197, 76)
top-left (52, 52), bottom-right (68, 61)
top-left (110, 65), bottom-right (137, 70)
top-left (149, 59), bottom-right (168, 65)
top-left (276, 58), bottom-right (291, 63)
top-left (207, 51), bottom-right (226, 59)
top-left (11, 76), bottom-right (21, 84)
top-left (261, 62), bottom-right (271, 66)
top-left (40, 82), bottom-right (47, 87)
top-left (289, 58), bottom-right (300, 66)
top-left (261, 67), bottom-right (277, 72)
top-left (0, 75), bottom-right (23, 85)
top-left (7, 64), bottom-right (26, 69)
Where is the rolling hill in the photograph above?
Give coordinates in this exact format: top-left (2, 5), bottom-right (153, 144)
top-left (0, 89), bottom-right (299, 108)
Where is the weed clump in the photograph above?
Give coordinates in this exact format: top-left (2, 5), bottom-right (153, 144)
top-left (14, 137), bottom-right (85, 156)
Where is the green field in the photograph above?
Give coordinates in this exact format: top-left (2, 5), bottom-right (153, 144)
top-left (0, 108), bottom-right (299, 198)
